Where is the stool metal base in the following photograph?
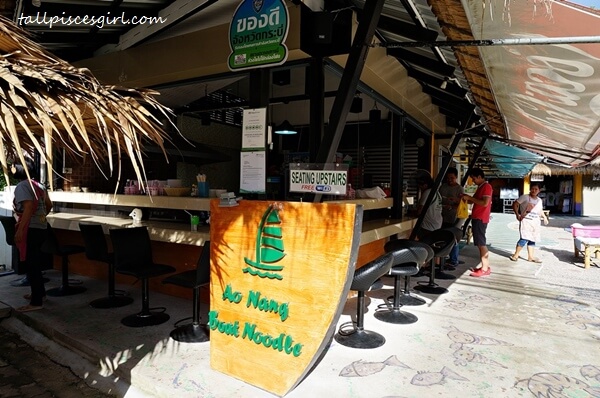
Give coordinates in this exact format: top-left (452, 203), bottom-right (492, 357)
top-left (10, 277), bottom-right (50, 287)
top-left (46, 285), bottom-right (87, 297)
top-left (398, 294), bottom-right (426, 306)
top-left (435, 270), bottom-right (457, 280)
top-left (170, 323), bottom-right (210, 343)
top-left (122, 311), bottom-right (169, 327)
top-left (414, 283), bottom-right (448, 295)
top-left (90, 295), bottom-right (134, 309)
top-left (374, 309), bottom-right (418, 324)
top-left (334, 329), bottom-right (386, 349)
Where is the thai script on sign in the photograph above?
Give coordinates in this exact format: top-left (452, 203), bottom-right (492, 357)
top-left (236, 6), bottom-right (280, 32)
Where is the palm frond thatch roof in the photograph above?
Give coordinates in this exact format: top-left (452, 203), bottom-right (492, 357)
top-left (530, 163), bottom-right (600, 176)
top-left (0, 15), bottom-right (172, 192)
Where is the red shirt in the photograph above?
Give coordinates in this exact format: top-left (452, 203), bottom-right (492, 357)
top-left (471, 182), bottom-right (493, 223)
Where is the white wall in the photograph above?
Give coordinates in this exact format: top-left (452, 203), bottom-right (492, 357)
top-left (582, 175), bottom-right (600, 216)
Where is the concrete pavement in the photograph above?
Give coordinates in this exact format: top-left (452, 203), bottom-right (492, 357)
top-left (0, 212), bottom-right (599, 397)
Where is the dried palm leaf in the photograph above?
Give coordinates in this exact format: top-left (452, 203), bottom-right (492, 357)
top-left (0, 15), bottom-right (173, 193)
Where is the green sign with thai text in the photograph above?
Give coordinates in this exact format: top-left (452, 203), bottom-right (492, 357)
top-left (228, 0), bottom-right (289, 71)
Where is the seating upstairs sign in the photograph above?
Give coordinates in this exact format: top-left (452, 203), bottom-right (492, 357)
top-left (209, 200), bottom-right (363, 396)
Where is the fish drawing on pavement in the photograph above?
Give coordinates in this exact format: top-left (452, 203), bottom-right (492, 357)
top-left (446, 325), bottom-right (513, 350)
top-left (514, 372), bottom-right (600, 397)
top-left (581, 365), bottom-right (600, 382)
top-left (453, 345), bottom-right (507, 368)
top-left (339, 355), bottom-right (411, 377)
top-left (454, 289), bottom-right (498, 305)
top-left (411, 366), bottom-right (469, 387)
top-left (442, 299), bottom-right (476, 312)
top-left (562, 309), bottom-right (600, 330)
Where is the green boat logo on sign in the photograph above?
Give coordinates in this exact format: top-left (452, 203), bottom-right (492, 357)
top-left (228, 0), bottom-right (289, 71)
top-left (243, 204), bottom-right (285, 280)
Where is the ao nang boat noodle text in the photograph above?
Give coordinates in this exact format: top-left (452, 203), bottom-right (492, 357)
top-left (208, 284), bottom-right (303, 357)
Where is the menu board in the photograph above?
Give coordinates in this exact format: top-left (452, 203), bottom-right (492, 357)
top-left (240, 151), bottom-right (266, 193)
top-left (242, 108), bottom-right (267, 150)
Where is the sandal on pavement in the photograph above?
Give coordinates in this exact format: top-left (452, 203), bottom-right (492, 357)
top-left (509, 255), bottom-right (519, 262)
top-left (15, 304), bottom-right (43, 312)
top-left (528, 258), bottom-right (542, 263)
top-left (470, 267), bottom-right (491, 277)
top-left (23, 294), bottom-right (47, 302)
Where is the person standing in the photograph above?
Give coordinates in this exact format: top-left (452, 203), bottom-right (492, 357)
top-left (461, 168), bottom-right (492, 277)
top-left (12, 157), bottom-right (52, 312)
top-left (439, 167), bottom-right (464, 268)
top-left (414, 173), bottom-right (443, 240)
top-left (509, 183), bottom-right (549, 263)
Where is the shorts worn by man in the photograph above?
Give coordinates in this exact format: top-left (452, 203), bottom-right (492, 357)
top-left (461, 168), bottom-right (492, 277)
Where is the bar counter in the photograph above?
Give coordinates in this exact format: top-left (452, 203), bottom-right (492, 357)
top-left (44, 192), bottom-right (415, 298)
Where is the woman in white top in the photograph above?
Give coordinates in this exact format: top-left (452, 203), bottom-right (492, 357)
top-left (509, 183), bottom-right (549, 263)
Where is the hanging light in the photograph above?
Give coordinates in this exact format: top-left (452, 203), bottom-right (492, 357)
top-left (369, 101), bottom-right (381, 124)
top-left (32, 0), bottom-right (42, 6)
top-left (274, 120), bottom-right (297, 135)
top-left (350, 95), bottom-right (363, 113)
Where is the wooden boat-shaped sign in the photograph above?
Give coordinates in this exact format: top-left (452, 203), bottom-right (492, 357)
top-left (209, 200), bottom-right (363, 396)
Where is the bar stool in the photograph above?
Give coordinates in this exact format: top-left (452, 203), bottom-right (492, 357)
top-left (334, 253), bottom-right (393, 349)
top-left (414, 229), bottom-right (456, 295)
top-left (42, 224), bottom-right (87, 297)
top-left (374, 240), bottom-right (431, 324)
top-left (79, 223), bottom-right (134, 309)
top-left (382, 239), bottom-right (434, 307)
top-left (162, 241), bottom-right (211, 343)
top-left (110, 227), bottom-right (176, 327)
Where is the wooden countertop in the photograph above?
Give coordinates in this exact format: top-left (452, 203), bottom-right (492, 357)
top-left (49, 192), bottom-right (213, 211)
top-left (48, 211), bottom-right (414, 248)
top-left (48, 192), bottom-right (393, 212)
top-left (360, 217), bottom-right (417, 245)
top-left (47, 213), bottom-right (209, 246)
top-left (46, 194), bottom-right (406, 247)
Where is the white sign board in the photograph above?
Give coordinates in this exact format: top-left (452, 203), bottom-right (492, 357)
top-left (240, 151), bottom-right (266, 193)
top-left (289, 169), bottom-right (348, 195)
top-left (242, 108), bottom-right (267, 150)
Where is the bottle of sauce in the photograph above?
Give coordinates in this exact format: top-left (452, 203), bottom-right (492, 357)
top-left (381, 183), bottom-right (391, 197)
top-left (346, 184), bottom-right (356, 200)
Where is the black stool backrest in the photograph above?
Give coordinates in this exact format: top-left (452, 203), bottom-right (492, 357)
top-left (419, 229), bottom-right (456, 258)
top-left (196, 241), bottom-right (211, 286)
top-left (79, 223), bottom-right (110, 263)
top-left (445, 227), bottom-right (463, 243)
top-left (384, 240), bottom-right (434, 267)
top-left (351, 252), bottom-right (393, 292)
top-left (41, 224), bottom-right (60, 255)
top-left (109, 227), bottom-right (153, 270)
top-left (0, 216), bottom-right (16, 246)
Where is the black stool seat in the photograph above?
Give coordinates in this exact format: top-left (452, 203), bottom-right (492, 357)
top-left (415, 229), bottom-right (456, 295)
top-left (42, 225), bottom-right (86, 297)
top-left (110, 227), bottom-right (176, 327)
top-left (162, 241), bottom-right (211, 343)
top-left (79, 223), bottom-right (134, 309)
top-left (334, 253), bottom-right (393, 349)
top-left (375, 241), bottom-right (432, 324)
top-left (438, 226), bottom-right (464, 275)
top-left (383, 239), bottom-right (434, 307)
